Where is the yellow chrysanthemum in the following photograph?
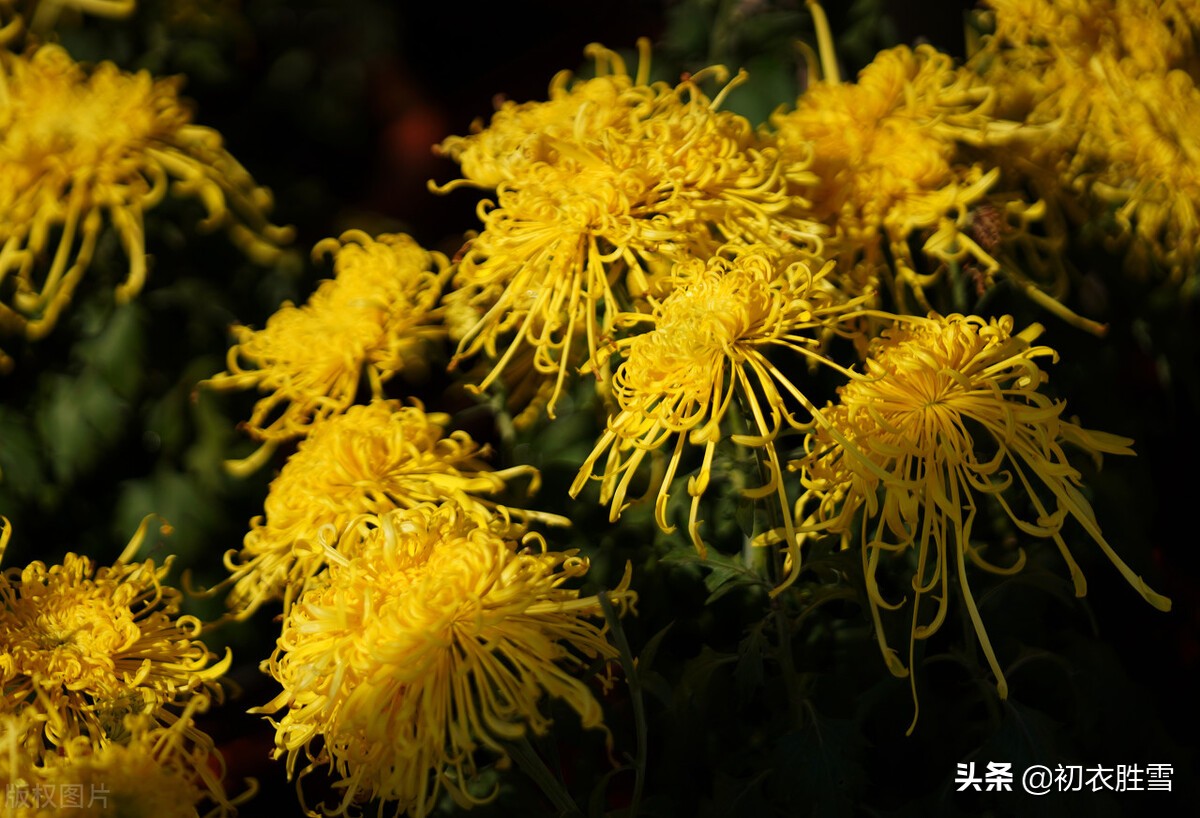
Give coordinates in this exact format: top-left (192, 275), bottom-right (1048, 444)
top-left (0, 518), bottom-right (232, 760)
top-left (435, 41), bottom-right (654, 190)
top-left (434, 42), bottom-right (822, 418)
top-left (257, 504), bottom-right (636, 818)
top-left (975, 0), bottom-right (1200, 279)
top-left (201, 231), bottom-right (449, 468)
top-left (981, 0), bottom-right (1200, 79)
top-left (572, 244), bottom-right (867, 592)
top-left (1081, 63), bottom-right (1200, 275)
top-left (223, 398), bottom-right (566, 617)
top-left (792, 313), bottom-right (1170, 729)
top-left (773, 11), bottom-right (1065, 321)
top-left (3, 700), bottom-right (249, 818)
top-left (0, 44), bottom-right (291, 371)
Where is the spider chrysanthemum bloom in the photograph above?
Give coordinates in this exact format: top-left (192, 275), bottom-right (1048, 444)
top-left (224, 398), bottom-right (566, 618)
top-left (793, 313), bottom-right (1170, 729)
top-left (435, 41), bottom-right (654, 190)
top-left (257, 504), bottom-right (636, 818)
top-left (0, 518), bottom-right (232, 761)
top-left (434, 42), bottom-right (822, 418)
top-left (1079, 63), bottom-right (1200, 275)
top-left (975, 1), bottom-right (1200, 280)
top-left (0, 44), bottom-right (291, 371)
top-left (571, 244), bottom-right (866, 592)
top-left (771, 19), bottom-right (1054, 315)
top-left (5, 700), bottom-right (249, 818)
top-left (201, 231), bottom-right (449, 468)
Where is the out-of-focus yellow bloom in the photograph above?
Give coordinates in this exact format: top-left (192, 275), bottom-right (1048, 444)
top-left (223, 399), bottom-right (566, 618)
top-left (0, 518), bottom-right (231, 763)
top-left (0, 44), bottom-right (291, 372)
top-left (773, 13), bottom-right (1065, 321)
top-left (257, 504), bottom-right (636, 818)
top-left (1083, 64), bottom-right (1200, 274)
top-left (793, 313), bottom-right (1170, 730)
top-left (202, 231), bottom-right (448, 470)
top-left (975, 0), bottom-right (1200, 280)
top-left (4, 701), bottom-right (250, 818)
top-left (434, 41), bottom-right (822, 419)
top-left (982, 0), bottom-right (1200, 79)
top-left (572, 244), bottom-right (867, 592)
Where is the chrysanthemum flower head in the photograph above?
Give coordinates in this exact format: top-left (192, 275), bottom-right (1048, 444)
top-left (201, 231), bottom-right (449, 468)
top-left (435, 40), bottom-right (653, 190)
top-left (4, 699), bottom-right (250, 818)
top-left (0, 44), bottom-right (291, 371)
top-left (793, 313), bottom-right (1170, 729)
top-left (975, 1), bottom-right (1200, 280)
top-left (0, 517), bottom-right (231, 760)
top-left (223, 398), bottom-right (566, 618)
top-left (435, 43), bottom-right (823, 419)
top-left (257, 504), bottom-right (636, 818)
top-left (1082, 63), bottom-right (1200, 275)
top-left (572, 243), bottom-right (867, 591)
top-left (0, 515), bottom-right (232, 782)
top-left (982, 0), bottom-right (1200, 77)
top-left (771, 25), bottom-right (1044, 312)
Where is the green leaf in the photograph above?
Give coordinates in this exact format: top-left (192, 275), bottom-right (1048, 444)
top-left (772, 714), bottom-right (867, 818)
top-left (0, 407), bottom-right (47, 503)
top-left (35, 371), bottom-right (128, 484)
top-left (734, 620), bottom-right (768, 697)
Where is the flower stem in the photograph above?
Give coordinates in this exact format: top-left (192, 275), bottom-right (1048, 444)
top-left (600, 593), bottom-right (647, 818)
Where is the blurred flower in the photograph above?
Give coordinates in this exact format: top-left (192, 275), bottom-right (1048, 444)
top-left (201, 231), bottom-right (448, 469)
top-left (772, 24), bottom-right (1063, 320)
top-left (3, 700), bottom-right (250, 818)
top-left (0, 44), bottom-right (291, 371)
top-left (1084, 63), bottom-right (1200, 275)
top-left (975, 0), bottom-right (1200, 281)
top-left (257, 504), bottom-right (635, 817)
top-left (0, 518), bottom-right (231, 771)
top-left (223, 399), bottom-right (566, 618)
top-left (572, 243), bottom-right (866, 591)
top-left (793, 313), bottom-right (1171, 729)
top-left (434, 41), bottom-right (822, 418)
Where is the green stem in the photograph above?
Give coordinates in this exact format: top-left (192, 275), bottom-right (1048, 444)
top-left (600, 593), bottom-right (646, 818)
top-left (731, 392), bottom-right (805, 729)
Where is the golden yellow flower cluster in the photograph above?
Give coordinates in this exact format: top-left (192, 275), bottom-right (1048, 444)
top-left (202, 231), bottom-right (449, 471)
top-left (793, 313), bottom-right (1170, 729)
top-left (434, 40), bottom-right (823, 417)
top-left (202, 225), bottom-right (633, 814)
top-left (0, 519), bottom-right (240, 814)
top-left (0, 43), bottom-right (291, 371)
top-left (975, 0), bottom-right (1200, 279)
top-left (224, 398), bottom-right (566, 617)
top-left (258, 504), bottom-right (635, 817)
